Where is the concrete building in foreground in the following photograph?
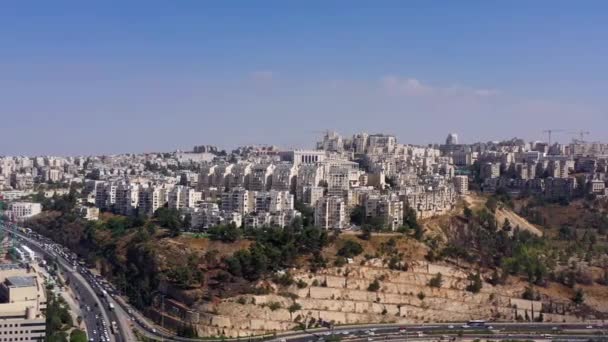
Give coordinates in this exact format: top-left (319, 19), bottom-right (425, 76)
top-left (0, 265), bottom-right (47, 341)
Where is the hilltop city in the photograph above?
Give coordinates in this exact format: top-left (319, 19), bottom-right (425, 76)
top-left (1, 131), bottom-right (608, 342)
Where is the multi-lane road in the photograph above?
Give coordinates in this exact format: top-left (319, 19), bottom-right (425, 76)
top-left (3, 223), bottom-right (608, 342)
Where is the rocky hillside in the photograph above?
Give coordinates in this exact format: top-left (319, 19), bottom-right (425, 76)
top-left (154, 257), bottom-right (601, 338)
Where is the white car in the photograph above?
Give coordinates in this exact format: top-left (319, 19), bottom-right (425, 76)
top-left (587, 325), bottom-right (593, 329)
top-left (448, 325), bottom-right (454, 329)
top-left (461, 324), bottom-right (470, 328)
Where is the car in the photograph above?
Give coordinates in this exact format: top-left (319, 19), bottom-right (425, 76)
top-left (341, 331), bottom-right (349, 335)
top-left (461, 324), bottom-right (470, 328)
top-left (487, 325), bottom-right (493, 329)
top-left (448, 325), bottom-right (454, 329)
top-left (552, 326), bottom-right (558, 330)
top-left (587, 325), bottom-right (593, 329)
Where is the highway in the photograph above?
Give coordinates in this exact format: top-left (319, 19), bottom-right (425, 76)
top-left (1, 224), bottom-right (126, 342)
top-left (3, 223), bottom-right (608, 342)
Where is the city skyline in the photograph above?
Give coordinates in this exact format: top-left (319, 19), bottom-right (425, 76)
top-left (1, 1), bottom-right (606, 155)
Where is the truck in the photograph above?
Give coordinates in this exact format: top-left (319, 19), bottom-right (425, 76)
top-left (111, 321), bottom-right (118, 334)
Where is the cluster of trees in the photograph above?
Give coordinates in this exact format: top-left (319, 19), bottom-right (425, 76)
top-left (450, 200), bottom-right (551, 285)
top-left (154, 207), bottom-right (189, 237)
top-left (46, 292), bottom-right (80, 342)
top-left (208, 223), bottom-right (242, 242)
top-left (166, 254), bottom-right (205, 289)
top-left (224, 225), bottom-right (329, 281)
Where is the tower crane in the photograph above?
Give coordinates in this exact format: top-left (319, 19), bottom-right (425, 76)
top-left (542, 129), bottom-right (566, 145)
top-left (567, 130), bottom-right (590, 143)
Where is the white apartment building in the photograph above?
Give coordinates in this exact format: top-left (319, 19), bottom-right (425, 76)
top-left (115, 182), bottom-right (139, 216)
top-left (212, 163), bottom-right (234, 190)
top-left (364, 195), bottom-right (404, 230)
top-left (300, 186), bottom-right (325, 207)
top-left (221, 187), bottom-right (253, 214)
top-left (168, 185), bottom-right (202, 210)
top-left (95, 182), bottom-right (117, 210)
top-left (0, 266), bottom-right (47, 342)
top-left (248, 164), bottom-right (275, 191)
top-left (138, 185), bottom-right (167, 216)
top-left (480, 162), bottom-right (500, 180)
top-left (296, 164), bottom-right (325, 201)
top-left (226, 163), bottom-right (252, 189)
top-left (452, 175), bottom-right (469, 195)
top-left (270, 163), bottom-right (297, 192)
top-left (253, 190), bottom-right (294, 213)
top-left (187, 202), bottom-right (222, 230)
top-left (198, 164), bottom-right (217, 189)
top-left (314, 196), bottom-right (348, 229)
top-left (326, 166), bottom-right (351, 197)
top-left (7, 202), bottom-right (42, 221)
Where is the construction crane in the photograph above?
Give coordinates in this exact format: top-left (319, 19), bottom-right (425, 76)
top-left (542, 129), bottom-right (566, 145)
top-left (567, 130), bottom-right (590, 143)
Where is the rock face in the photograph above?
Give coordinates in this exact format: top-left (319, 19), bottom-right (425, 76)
top-left (174, 261), bottom-right (583, 337)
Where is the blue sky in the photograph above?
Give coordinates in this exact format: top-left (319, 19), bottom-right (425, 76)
top-left (1, 1), bottom-right (606, 155)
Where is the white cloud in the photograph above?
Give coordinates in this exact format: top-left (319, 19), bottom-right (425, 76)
top-left (381, 75), bottom-right (500, 98)
top-left (381, 76), bottom-right (431, 96)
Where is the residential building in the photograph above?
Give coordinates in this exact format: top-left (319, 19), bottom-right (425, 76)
top-left (364, 195), bottom-right (404, 230)
top-left (453, 175), bottom-right (469, 195)
top-left (314, 196), bottom-right (348, 229)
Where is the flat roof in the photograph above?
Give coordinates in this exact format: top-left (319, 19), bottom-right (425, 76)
top-left (6, 276), bottom-right (36, 288)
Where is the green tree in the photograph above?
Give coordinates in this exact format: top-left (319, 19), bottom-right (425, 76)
top-left (572, 288), bottom-right (585, 305)
top-left (337, 240), bottom-right (364, 258)
top-left (466, 272), bottom-right (483, 293)
top-left (69, 329), bottom-right (87, 342)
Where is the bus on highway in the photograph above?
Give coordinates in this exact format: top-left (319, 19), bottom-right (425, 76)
top-left (467, 320), bottom-right (486, 327)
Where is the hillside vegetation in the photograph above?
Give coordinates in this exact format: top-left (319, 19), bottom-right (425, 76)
top-left (24, 191), bottom-right (608, 337)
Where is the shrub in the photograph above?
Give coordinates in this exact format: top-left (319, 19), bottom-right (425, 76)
top-left (337, 240), bottom-right (364, 258)
top-left (367, 279), bottom-right (381, 292)
top-left (267, 302), bottom-right (282, 311)
top-left (428, 272), bottom-right (443, 288)
top-left (288, 303), bottom-right (302, 313)
top-left (417, 291), bottom-right (426, 300)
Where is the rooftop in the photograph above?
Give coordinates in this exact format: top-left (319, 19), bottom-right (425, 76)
top-left (6, 276), bottom-right (36, 288)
